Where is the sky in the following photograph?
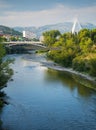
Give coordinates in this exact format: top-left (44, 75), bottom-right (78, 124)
top-left (0, 0), bottom-right (96, 27)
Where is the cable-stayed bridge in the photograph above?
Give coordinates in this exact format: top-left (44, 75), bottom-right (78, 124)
top-left (72, 18), bottom-right (82, 34)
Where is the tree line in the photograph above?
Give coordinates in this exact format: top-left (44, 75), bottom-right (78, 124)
top-left (43, 29), bottom-right (96, 77)
top-left (0, 36), bottom-right (13, 108)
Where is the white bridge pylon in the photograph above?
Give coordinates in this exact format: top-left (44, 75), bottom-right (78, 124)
top-left (72, 18), bottom-right (82, 34)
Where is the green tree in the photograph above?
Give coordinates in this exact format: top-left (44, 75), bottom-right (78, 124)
top-left (0, 37), bottom-right (13, 125)
top-left (80, 37), bottom-right (93, 53)
top-left (10, 36), bottom-right (18, 41)
top-left (0, 44), bottom-right (6, 63)
top-left (43, 30), bottom-right (61, 46)
top-left (91, 29), bottom-right (96, 43)
top-left (44, 28), bottom-right (96, 77)
top-left (89, 58), bottom-right (96, 76)
top-left (78, 29), bottom-right (91, 41)
top-left (0, 37), bottom-right (13, 89)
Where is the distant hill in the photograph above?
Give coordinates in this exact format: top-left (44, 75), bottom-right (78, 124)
top-left (0, 25), bottom-right (22, 36)
top-left (14, 22), bottom-right (96, 38)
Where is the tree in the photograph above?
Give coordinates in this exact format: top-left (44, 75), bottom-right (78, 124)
top-left (0, 44), bottom-right (6, 63)
top-left (89, 58), bottom-right (96, 76)
top-left (80, 37), bottom-right (93, 53)
top-left (0, 37), bottom-right (13, 89)
top-left (0, 37), bottom-right (14, 125)
top-left (43, 30), bottom-right (61, 46)
top-left (43, 28), bottom-right (96, 77)
top-left (78, 29), bottom-right (91, 41)
top-left (91, 29), bottom-right (96, 43)
top-left (10, 36), bottom-right (18, 41)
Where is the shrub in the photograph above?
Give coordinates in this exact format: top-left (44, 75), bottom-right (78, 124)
top-left (89, 58), bottom-right (96, 76)
top-left (72, 56), bottom-right (88, 72)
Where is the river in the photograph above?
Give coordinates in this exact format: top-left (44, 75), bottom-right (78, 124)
top-left (1, 54), bottom-right (96, 130)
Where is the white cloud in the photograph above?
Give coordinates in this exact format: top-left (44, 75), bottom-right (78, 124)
top-left (0, 4), bottom-right (96, 27)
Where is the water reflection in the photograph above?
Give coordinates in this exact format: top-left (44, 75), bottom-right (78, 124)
top-left (1, 54), bottom-right (96, 130)
top-left (44, 69), bottom-right (94, 99)
top-left (0, 110), bottom-right (3, 130)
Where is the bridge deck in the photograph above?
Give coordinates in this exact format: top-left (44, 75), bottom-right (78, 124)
top-left (4, 41), bottom-right (61, 51)
top-left (4, 41), bottom-right (43, 44)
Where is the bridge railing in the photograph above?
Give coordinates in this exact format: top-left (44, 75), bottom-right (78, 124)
top-left (3, 41), bottom-right (43, 44)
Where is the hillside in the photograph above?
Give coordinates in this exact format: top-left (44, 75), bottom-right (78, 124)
top-left (0, 25), bottom-right (22, 36)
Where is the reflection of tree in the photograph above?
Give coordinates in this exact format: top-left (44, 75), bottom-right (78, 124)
top-left (44, 68), bottom-right (77, 90)
top-left (73, 74), bottom-right (96, 89)
top-left (44, 69), bottom-right (93, 98)
top-left (73, 75), bottom-right (96, 98)
top-left (77, 85), bottom-right (92, 99)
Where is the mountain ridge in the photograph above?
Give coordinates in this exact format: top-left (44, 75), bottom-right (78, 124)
top-left (0, 25), bottom-right (22, 36)
top-left (0, 22), bottom-right (96, 38)
top-left (13, 22), bottom-right (96, 37)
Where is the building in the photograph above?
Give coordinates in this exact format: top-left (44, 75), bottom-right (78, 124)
top-left (22, 30), bottom-right (37, 40)
top-left (39, 36), bottom-right (44, 42)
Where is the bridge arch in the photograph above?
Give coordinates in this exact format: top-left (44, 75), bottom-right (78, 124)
top-left (5, 42), bottom-right (48, 53)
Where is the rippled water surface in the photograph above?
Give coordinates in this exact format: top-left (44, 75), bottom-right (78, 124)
top-left (1, 54), bottom-right (96, 130)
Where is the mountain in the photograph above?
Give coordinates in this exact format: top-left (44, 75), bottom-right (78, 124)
top-left (14, 22), bottom-right (96, 37)
top-left (0, 25), bottom-right (22, 36)
top-left (14, 22), bottom-right (72, 37)
top-left (81, 23), bottom-right (96, 29)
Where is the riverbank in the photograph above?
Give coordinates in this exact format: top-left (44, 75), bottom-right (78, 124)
top-left (22, 53), bottom-right (96, 90)
top-left (40, 59), bottom-right (96, 90)
top-left (42, 61), bottom-right (95, 81)
top-left (23, 53), bottom-right (96, 90)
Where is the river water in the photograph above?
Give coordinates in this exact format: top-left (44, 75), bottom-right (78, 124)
top-left (1, 54), bottom-right (96, 130)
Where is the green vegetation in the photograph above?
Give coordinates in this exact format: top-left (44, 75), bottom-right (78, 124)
top-left (0, 36), bottom-right (14, 129)
top-left (0, 36), bottom-right (13, 108)
top-left (43, 29), bottom-right (96, 77)
top-left (43, 30), bottom-right (61, 46)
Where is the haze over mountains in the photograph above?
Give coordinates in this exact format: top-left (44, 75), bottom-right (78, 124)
top-left (14, 22), bottom-right (96, 37)
top-left (0, 22), bottom-right (96, 37)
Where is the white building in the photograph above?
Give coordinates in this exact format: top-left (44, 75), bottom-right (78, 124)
top-left (23, 30), bottom-right (37, 40)
top-left (23, 31), bottom-right (26, 37)
top-left (39, 36), bottom-right (44, 42)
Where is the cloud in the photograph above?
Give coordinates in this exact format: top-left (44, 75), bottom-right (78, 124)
top-left (0, 0), bottom-right (11, 9)
top-left (0, 4), bottom-right (96, 27)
